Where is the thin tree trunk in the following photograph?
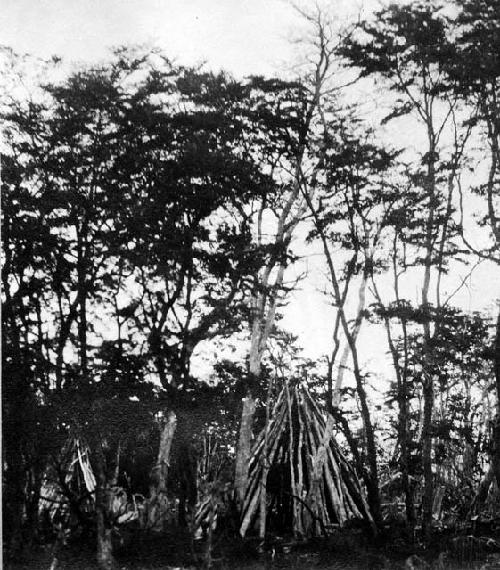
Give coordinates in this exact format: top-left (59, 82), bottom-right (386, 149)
top-left (235, 264), bottom-right (284, 507)
top-left (492, 310), bottom-right (500, 488)
top-left (420, 120), bottom-right (438, 542)
top-left (470, 353), bottom-right (499, 513)
top-left (332, 273), bottom-right (367, 407)
top-left (7, 462), bottom-right (26, 556)
top-left (25, 466), bottom-right (43, 547)
top-left (421, 310), bottom-right (435, 540)
top-left (302, 189), bottom-right (382, 530)
top-left (77, 228), bottom-right (88, 377)
top-left (372, 267), bottom-right (415, 529)
top-left (95, 453), bottom-right (116, 570)
top-left (234, 29), bottom-right (332, 512)
top-left (258, 376), bottom-right (274, 543)
top-left (286, 383), bottom-right (301, 536)
top-left (235, 395), bottom-right (256, 507)
top-left (400, 317), bottom-right (414, 528)
top-left (148, 411), bottom-right (177, 530)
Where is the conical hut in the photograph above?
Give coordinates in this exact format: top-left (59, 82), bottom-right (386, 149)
top-left (240, 383), bottom-right (374, 538)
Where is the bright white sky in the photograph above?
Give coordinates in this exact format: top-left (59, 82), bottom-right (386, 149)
top-left (1, 0), bottom-right (325, 77)
top-left (2, 0), bottom-right (498, 386)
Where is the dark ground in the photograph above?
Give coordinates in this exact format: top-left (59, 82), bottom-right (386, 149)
top-left (5, 529), bottom-right (500, 570)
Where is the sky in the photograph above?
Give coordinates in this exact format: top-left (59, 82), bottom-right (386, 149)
top-left (1, 0), bottom-right (313, 77)
top-left (2, 0), bottom-right (499, 382)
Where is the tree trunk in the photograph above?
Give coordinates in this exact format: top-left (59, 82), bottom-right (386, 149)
top-left (304, 193), bottom-right (382, 530)
top-left (235, 394), bottom-right (256, 507)
top-left (421, 341), bottom-right (435, 540)
top-left (492, 310), bottom-right (500, 488)
top-left (374, 278), bottom-right (415, 530)
top-left (400, 319), bottom-right (415, 529)
top-left (470, 316), bottom-right (500, 512)
top-left (177, 442), bottom-right (198, 530)
top-left (420, 127), bottom-right (438, 542)
top-left (345, 334), bottom-right (382, 530)
top-left (258, 376), bottom-right (273, 543)
top-left (95, 454), bottom-right (116, 570)
top-left (234, 36), bottom-right (324, 509)
top-left (7, 472), bottom-right (26, 556)
top-left (234, 285), bottom-right (273, 508)
top-left (25, 466), bottom-right (43, 547)
top-left (332, 274), bottom-right (367, 408)
top-left (4, 373), bottom-right (29, 556)
top-left (77, 226), bottom-right (88, 377)
top-left (96, 516), bottom-right (114, 570)
top-left (148, 411), bottom-right (177, 530)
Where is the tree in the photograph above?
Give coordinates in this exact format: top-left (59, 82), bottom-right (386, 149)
top-left (447, 0), bottom-right (500, 494)
top-left (1, 52), bottom-right (64, 552)
top-left (110, 67), bottom-right (273, 394)
top-left (340, 1), bottom-right (471, 539)
top-left (302, 110), bottom-right (400, 529)
top-left (449, 0), bottom-right (500, 263)
top-left (234, 7), bottom-right (349, 511)
top-left (2, 48), bottom-right (271, 565)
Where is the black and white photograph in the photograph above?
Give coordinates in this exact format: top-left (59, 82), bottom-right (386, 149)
top-left (1, 1), bottom-right (500, 568)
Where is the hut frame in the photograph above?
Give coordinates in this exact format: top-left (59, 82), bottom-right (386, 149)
top-left (240, 383), bottom-right (374, 538)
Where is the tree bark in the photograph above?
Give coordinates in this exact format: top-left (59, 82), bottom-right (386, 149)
top-left (234, 259), bottom-right (284, 507)
top-left (421, 128), bottom-right (437, 542)
top-left (148, 411), bottom-right (177, 530)
top-left (95, 454), bottom-right (116, 570)
top-left (258, 376), bottom-right (273, 543)
top-left (235, 395), bottom-right (256, 507)
top-left (492, 310), bottom-right (500, 488)
top-left (77, 226), bottom-right (88, 377)
top-left (332, 273), bottom-right (367, 407)
top-left (234, 22), bottom-right (332, 512)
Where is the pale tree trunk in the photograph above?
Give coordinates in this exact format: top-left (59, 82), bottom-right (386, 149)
top-left (235, 396), bottom-right (257, 506)
top-left (285, 382), bottom-right (302, 536)
top-left (234, 198), bottom-right (297, 506)
top-left (234, 11), bottom-right (335, 514)
top-left (76, 223), bottom-right (88, 377)
top-left (329, 265), bottom-right (382, 528)
top-left (234, 310), bottom-right (263, 506)
top-left (332, 273), bottom-right (368, 407)
top-left (258, 376), bottom-right (274, 543)
top-left (303, 186), bottom-right (382, 529)
top-left (148, 411), bottom-right (177, 530)
top-left (492, 310), bottom-right (500, 489)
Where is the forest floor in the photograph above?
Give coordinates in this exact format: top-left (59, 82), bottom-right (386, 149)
top-left (5, 531), bottom-right (500, 570)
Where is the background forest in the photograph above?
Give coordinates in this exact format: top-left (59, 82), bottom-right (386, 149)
top-left (2, 1), bottom-right (500, 569)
